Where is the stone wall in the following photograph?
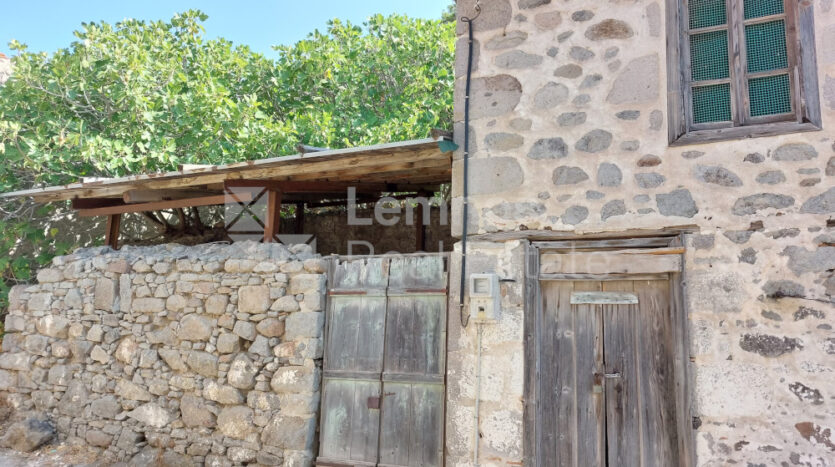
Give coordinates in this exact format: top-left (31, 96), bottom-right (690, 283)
top-left (0, 241), bottom-right (327, 466)
top-left (450, 0), bottom-right (835, 465)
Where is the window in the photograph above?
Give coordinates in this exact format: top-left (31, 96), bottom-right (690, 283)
top-left (668, 0), bottom-right (821, 145)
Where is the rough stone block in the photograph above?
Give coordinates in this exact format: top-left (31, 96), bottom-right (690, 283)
top-left (228, 354), bottom-right (260, 390)
top-left (128, 403), bottom-right (172, 428)
top-left (262, 415), bottom-right (316, 450)
top-left (205, 294), bottom-right (229, 315)
top-left (132, 297), bottom-right (165, 313)
top-left (270, 366), bottom-right (320, 394)
top-left (203, 381), bottom-right (244, 405)
top-left (285, 312), bottom-right (324, 340)
top-left (186, 351), bottom-right (218, 378)
top-left (94, 278), bottom-right (117, 311)
top-left (178, 314), bottom-right (213, 342)
top-left (216, 406), bottom-right (254, 439)
top-left (238, 285), bottom-right (271, 313)
top-left (181, 395), bottom-right (216, 428)
top-left (0, 416), bottom-right (55, 452)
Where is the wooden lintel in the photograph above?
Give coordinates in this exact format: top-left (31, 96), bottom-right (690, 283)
top-left (224, 180), bottom-right (392, 193)
top-left (264, 189), bottom-right (282, 243)
top-left (105, 214), bottom-right (121, 250)
top-left (77, 192), bottom-right (253, 217)
top-left (123, 189), bottom-right (219, 204)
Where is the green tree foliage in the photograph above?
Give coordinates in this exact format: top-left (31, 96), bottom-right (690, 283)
top-left (0, 9), bottom-right (455, 324)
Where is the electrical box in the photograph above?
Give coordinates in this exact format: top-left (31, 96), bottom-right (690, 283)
top-left (469, 274), bottom-right (500, 323)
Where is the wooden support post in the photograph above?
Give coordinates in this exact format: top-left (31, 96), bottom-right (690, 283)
top-left (295, 203), bottom-right (305, 234)
top-left (415, 197), bottom-right (426, 252)
top-left (105, 214), bottom-right (121, 250)
top-left (264, 189), bottom-right (282, 243)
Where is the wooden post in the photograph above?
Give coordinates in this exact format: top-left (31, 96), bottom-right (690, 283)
top-left (415, 199), bottom-right (426, 252)
top-left (105, 214), bottom-right (121, 250)
top-left (295, 202), bottom-right (305, 234)
top-left (264, 189), bottom-right (282, 243)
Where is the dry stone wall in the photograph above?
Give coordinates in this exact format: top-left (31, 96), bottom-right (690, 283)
top-left (450, 0), bottom-right (835, 465)
top-left (0, 241), bottom-right (327, 466)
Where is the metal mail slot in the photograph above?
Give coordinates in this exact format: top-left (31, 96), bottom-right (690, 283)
top-left (570, 292), bottom-right (639, 305)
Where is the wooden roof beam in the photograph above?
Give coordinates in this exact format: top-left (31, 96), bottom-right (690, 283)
top-left (77, 192), bottom-right (253, 217)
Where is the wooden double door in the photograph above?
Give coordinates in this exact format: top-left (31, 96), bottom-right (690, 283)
top-left (317, 255), bottom-right (447, 467)
top-left (538, 279), bottom-right (681, 467)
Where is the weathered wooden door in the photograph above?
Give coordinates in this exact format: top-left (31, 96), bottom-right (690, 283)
top-left (538, 279), bottom-right (680, 467)
top-left (318, 255), bottom-right (447, 467)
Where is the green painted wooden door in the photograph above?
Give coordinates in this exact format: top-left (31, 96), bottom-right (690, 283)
top-left (318, 255), bottom-right (447, 467)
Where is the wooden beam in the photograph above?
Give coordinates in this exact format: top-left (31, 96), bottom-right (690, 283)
top-left (224, 180), bottom-right (394, 193)
top-left (72, 198), bottom-right (125, 210)
top-left (77, 192), bottom-right (253, 217)
top-left (264, 189), bottom-right (282, 243)
top-left (415, 195), bottom-right (426, 252)
top-left (105, 214), bottom-right (121, 250)
top-left (123, 189), bottom-right (219, 203)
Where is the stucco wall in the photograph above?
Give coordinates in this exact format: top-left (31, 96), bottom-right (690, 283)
top-left (0, 241), bottom-right (326, 466)
top-left (450, 0), bottom-right (835, 465)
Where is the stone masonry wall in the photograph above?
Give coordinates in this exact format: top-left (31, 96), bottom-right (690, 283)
top-left (450, 0), bottom-right (835, 465)
top-left (0, 241), bottom-right (327, 466)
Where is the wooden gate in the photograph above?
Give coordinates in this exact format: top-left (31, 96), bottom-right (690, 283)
top-left (318, 255), bottom-right (447, 467)
top-left (525, 239), bottom-right (694, 467)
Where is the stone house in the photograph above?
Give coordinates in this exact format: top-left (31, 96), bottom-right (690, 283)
top-left (0, 0), bottom-right (834, 466)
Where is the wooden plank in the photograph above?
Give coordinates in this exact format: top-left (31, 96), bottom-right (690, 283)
top-left (387, 255), bottom-right (446, 290)
top-left (797, 0), bottom-right (821, 126)
top-left (71, 198), bottom-right (124, 209)
top-left (540, 273), bottom-right (670, 282)
top-left (523, 243), bottom-right (540, 467)
top-left (319, 379), bottom-right (381, 464)
top-left (546, 280), bottom-right (577, 466)
top-left (263, 189), bottom-right (282, 243)
top-left (570, 292), bottom-right (638, 305)
top-left (603, 281), bottom-right (641, 467)
top-left (473, 226), bottom-right (700, 243)
top-left (77, 192), bottom-right (253, 217)
top-left (378, 382), bottom-right (444, 467)
top-left (326, 296), bottom-right (387, 374)
top-left (384, 295), bottom-right (445, 378)
top-left (105, 214), bottom-right (121, 250)
top-left (540, 253), bottom-right (682, 275)
top-left (123, 189), bottom-right (218, 203)
top-left (635, 279), bottom-right (680, 466)
top-left (573, 281), bottom-right (605, 467)
top-left (536, 237), bottom-right (675, 251)
top-left (671, 270), bottom-right (696, 467)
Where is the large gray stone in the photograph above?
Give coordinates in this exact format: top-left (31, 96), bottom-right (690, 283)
top-left (59, 381), bottom-right (88, 416)
top-left (457, 0), bottom-right (512, 34)
top-left (484, 132), bottom-right (524, 151)
top-left (800, 187), bottom-right (835, 214)
top-left (35, 316), bottom-right (69, 339)
top-left (485, 30), bottom-right (528, 50)
top-left (686, 270), bottom-right (745, 313)
top-left (91, 396), bottom-right (121, 419)
top-left (495, 50), bottom-right (543, 69)
top-left (562, 206), bottom-right (589, 225)
top-left (128, 403), bottom-right (172, 428)
top-left (186, 351), bottom-right (218, 378)
top-left (739, 334), bottom-right (803, 357)
top-left (238, 285), bottom-right (271, 313)
top-left (557, 112), bottom-right (586, 127)
top-left (601, 200), bottom-right (627, 221)
top-left (762, 280), bottom-right (806, 299)
top-left (635, 173), bottom-right (666, 189)
top-left (203, 381), bottom-right (245, 405)
top-left (94, 278), bottom-right (117, 311)
top-left (158, 349), bottom-right (188, 372)
top-left (569, 46), bottom-right (595, 61)
top-left (554, 64), bottom-right (582, 78)
top-left (756, 170), bottom-right (786, 185)
top-left (114, 337), bottom-right (138, 364)
top-left (772, 143), bottom-right (818, 161)
top-left (233, 320), bottom-right (257, 341)
top-left (181, 395), bottom-right (215, 428)
top-left (656, 189), bottom-right (698, 217)
top-left (533, 82), bottom-right (569, 109)
top-left (553, 166), bottom-right (590, 185)
top-left (285, 312), bottom-right (324, 340)
top-left (607, 55), bottom-right (659, 104)
top-left (489, 202), bottom-right (546, 220)
top-left (826, 157), bottom-right (835, 176)
top-left (585, 19), bottom-right (634, 40)
top-left (518, 0), bottom-right (550, 8)
top-left (262, 415), bottom-right (316, 450)
top-left (575, 130), bottom-right (613, 153)
top-left (732, 193), bottom-right (795, 215)
top-left (780, 246), bottom-right (835, 276)
top-left (256, 318), bottom-right (285, 338)
top-left (178, 314), bottom-right (213, 342)
top-left (0, 370), bottom-right (17, 390)
top-left (694, 165), bottom-right (742, 187)
top-left (528, 138), bottom-right (568, 159)
top-left (228, 354), bottom-right (260, 390)
top-left (534, 11), bottom-right (563, 29)
top-left (271, 366), bottom-right (321, 394)
top-left (597, 163), bottom-right (622, 187)
top-left (117, 379), bottom-right (152, 402)
top-left (455, 75), bottom-right (522, 120)
top-left (0, 416), bottom-right (55, 452)
top-left (217, 406), bottom-right (254, 440)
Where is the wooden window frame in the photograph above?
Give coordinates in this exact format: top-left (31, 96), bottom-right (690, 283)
top-left (667, 0), bottom-right (822, 146)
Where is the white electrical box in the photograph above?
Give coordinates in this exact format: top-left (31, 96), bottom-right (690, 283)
top-left (469, 274), bottom-right (500, 323)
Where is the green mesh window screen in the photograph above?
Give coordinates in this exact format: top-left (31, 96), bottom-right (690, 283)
top-left (690, 30), bottom-right (730, 81)
top-left (693, 83), bottom-right (732, 123)
top-left (749, 74), bottom-right (792, 116)
top-left (746, 20), bottom-right (788, 73)
top-left (689, 0), bottom-right (727, 29)
top-left (744, 0), bottom-right (784, 19)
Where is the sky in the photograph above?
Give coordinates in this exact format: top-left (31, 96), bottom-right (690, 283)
top-left (0, 0), bottom-right (452, 58)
